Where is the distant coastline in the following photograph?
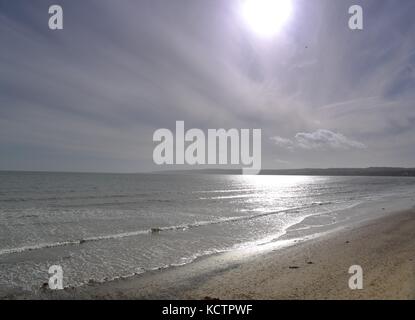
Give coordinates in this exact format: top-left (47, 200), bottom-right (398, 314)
top-left (2, 167), bottom-right (415, 177)
top-left (154, 167), bottom-right (415, 177)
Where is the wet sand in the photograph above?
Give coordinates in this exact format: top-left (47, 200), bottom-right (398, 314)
top-left (31, 208), bottom-right (415, 300)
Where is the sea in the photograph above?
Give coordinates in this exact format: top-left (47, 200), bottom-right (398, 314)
top-left (1, 171), bottom-right (414, 293)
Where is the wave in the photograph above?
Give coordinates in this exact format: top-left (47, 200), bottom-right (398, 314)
top-left (0, 230), bottom-right (151, 256)
top-left (0, 202), bottom-right (330, 257)
top-left (199, 194), bottom-right (260, 200)
top-left (0, 193), bottom-right (155, 203)
top-left (192, 188), bottom-right (258, 194)
top-left (0, 240), bottom-right (82, 256)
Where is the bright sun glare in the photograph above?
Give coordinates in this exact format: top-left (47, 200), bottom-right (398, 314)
top-left (241, 0), bottom-right (293, 37)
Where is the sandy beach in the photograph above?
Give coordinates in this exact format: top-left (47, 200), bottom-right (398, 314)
top-left (23, 207), bottom-right (413, 300)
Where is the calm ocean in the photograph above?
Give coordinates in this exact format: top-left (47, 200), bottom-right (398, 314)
top-left (1, 171), bottom-right (415, 293)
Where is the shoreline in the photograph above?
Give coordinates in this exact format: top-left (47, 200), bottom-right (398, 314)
top-left (25, 206), bottom-right (415, 300)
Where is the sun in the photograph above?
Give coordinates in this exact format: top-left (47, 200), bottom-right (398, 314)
top-left (241, 0), bottom-right (293, 38)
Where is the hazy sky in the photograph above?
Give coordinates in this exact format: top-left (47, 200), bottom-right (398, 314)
top-left (1, 0), bottom-right (415, 172)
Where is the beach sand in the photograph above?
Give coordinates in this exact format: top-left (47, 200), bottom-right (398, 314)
top-left (30, 208), bottom-right (414, 300)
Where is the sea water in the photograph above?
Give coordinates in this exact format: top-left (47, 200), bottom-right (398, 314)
top-left (0, 171), bottom-right (414, 293)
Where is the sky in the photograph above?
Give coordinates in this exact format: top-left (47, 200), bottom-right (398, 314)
top-left (0, 0), bottom-right (415, 172)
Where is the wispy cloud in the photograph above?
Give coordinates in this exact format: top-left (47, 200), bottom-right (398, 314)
top-left (271, 129), bottom-right (366, 150)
